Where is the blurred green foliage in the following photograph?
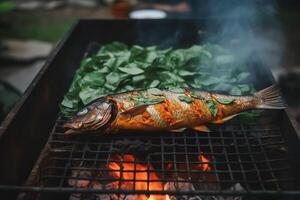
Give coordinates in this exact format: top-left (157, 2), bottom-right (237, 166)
top-left (0, 14), bottom-right (74, 43)
top-left (14, 19), bottom-right (74, 42)
top-left (0, 1), bottom-right (15, 13)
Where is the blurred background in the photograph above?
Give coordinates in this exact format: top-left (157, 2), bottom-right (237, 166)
top-left (0, 0), bottom-right (300, 125)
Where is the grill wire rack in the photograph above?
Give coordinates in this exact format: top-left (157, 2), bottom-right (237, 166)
top-left (15, 110), bottom-right (299, 200)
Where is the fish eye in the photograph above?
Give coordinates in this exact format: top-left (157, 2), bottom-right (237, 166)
top-left (77, 108), bottom-right (88, 116)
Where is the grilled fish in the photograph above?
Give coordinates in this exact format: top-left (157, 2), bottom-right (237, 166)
top-left (63, 85), bottom-right (285, 135)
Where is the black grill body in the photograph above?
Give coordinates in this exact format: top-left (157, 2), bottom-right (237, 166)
top-left (0, 20), bottom-right (300, 200)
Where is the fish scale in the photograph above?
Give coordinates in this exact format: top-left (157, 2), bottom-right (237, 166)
top-left (146, 105), bottom-right (166, 127)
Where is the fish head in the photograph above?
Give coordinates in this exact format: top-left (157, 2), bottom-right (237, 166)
top-left (63, 98), bottom-right (117, 136)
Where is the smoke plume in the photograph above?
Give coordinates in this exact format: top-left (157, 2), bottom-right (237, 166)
top-left (204, 0), bottom-right (284, 68)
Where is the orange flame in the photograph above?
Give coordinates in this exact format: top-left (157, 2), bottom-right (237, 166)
top-left (108, 154), bottom-right (169, 200)
top-left (107, 154), bottom-right (211, 200)
top-left (198, 155), bottom-right (211, 171)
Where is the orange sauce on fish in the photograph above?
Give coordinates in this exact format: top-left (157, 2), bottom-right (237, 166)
top-left (154, 99), bottom-right (175, 125)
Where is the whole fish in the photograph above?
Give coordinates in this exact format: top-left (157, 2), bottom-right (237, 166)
top-left (63, 85), bottom-right (285, 135)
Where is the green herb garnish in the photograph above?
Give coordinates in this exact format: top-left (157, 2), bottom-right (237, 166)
top-left (216, 97), bottom-right (235, 105)
top-left (169, 87), bottom-right (185, 94)
top-left (129, 93), bottom-right (164, 106)
top-left (178, 95), bottom-right (194, 103)
top-left (205, 100), bottom-right (218, 117)
top-left (133, 97), bottom-right (164, 106)
top-left (147, 88), bottom-right (163, 96)
top-left (191, 92), bottom-right (205, 100)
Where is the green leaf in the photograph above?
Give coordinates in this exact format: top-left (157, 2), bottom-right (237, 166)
top-left (168, 87), bottom-right (185, 93)
top-left (61, 97), bottom-right (78, 109)
top-left (133, 97), bottom-right (164, 106)
top-left (132, 74), bottom-right (146, 83)
top-left (203, 77), bottom-right (221, 86)
top-left (80, 57), bottom-right (93, 67)
top-left (124, 85), bottom-right (135, 91)
top-left (79, 71), bottom-right (105, 88)
top-left (191, 92), bottom-right (205, 100)
top-left (98, 66), bottom-right (110, 73)
top-left (148, 88), bottom-right (163, 96)
top-left (131, 45), bottom-right (144, 57)
top-left (79, 87), bottom-right (104, 105)
top-left (199, 76), bottom-right (220, 86)
top-left (149, 80), bottom-right (160, 88)
top-left (161, 71), bottom-right (185, 83)
top-left (237, 72), bottom-right (250, 82)
top-left (178, 95), bottom-right (194, 103)
top-left (238, 84), bottom-right (250, 93)
top-left (104, 57), bottom-right (116, 69)
top-left (106, 72), bottom-right (120, 85)
top-left (100, 42), bottom-right (128, 53)
top-left (212, 83), bottom-right (233, 92)
top-left (178, 70), bottom-right (196, 76)
top-left (216, 97), bottom-right (235, 105)
top-left (205, 100), bottom-right (218, 117)
top-left (145, 51), bottom-right (157, 63)
top-left (230, 86), bottom-right (242, 95)
top-left (119, 63), bottom-right (144, 75)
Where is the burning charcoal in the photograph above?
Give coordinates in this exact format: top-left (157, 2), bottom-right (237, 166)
top-left (124, 195), bottom-right (143, 200)
top-left (165, 178), bottom-right (195, 200)
top-left (69, 182), bottom-right (117, 200)
top-left (224, 183), bottom-right (244, 200)
top-left (195, 183), bottom-right (244, 200)
top-left (90, 181), bottom-right (114, 200)
top-left (68, 170), bottom-right (92, 188)
top-left (165, 178), bottom-right (195, 191)
top-left (69, 193), bottom-right (82, 200)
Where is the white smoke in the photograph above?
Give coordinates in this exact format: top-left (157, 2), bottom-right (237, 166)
top-left (204, 0), bottom-right (284, 68)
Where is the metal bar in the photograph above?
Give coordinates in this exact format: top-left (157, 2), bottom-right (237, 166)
top-left (245, 128), bottom-right (266, 191)
top-left (1, 185), bottom-right (300, 196)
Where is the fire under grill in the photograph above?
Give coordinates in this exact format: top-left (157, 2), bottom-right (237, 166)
top-left (17, 111), bottom-right (298, 200)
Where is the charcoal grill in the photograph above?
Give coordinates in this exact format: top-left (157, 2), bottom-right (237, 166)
top-left (0, 20), bottom-right (300, 200)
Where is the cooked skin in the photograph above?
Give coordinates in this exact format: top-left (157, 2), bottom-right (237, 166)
top-left (63, 85), bottom-right (285, 135)
top-left (108, 90), bottom-right (253, 132)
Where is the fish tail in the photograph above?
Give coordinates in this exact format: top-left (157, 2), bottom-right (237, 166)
top-left (255, 85), bottom-right (286, 109)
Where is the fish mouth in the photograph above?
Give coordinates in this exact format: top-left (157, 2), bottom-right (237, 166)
top-left (63, 99), bottom-right (118, 136)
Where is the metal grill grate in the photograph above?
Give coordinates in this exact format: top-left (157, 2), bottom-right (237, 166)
top-left (23, 111), bottom-right (297, 199)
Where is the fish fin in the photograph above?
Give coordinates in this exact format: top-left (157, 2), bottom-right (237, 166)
top-left (170, 128), bottom-right (186, 132)
top-left (210, 114), bottom-right (238, 124)
top-left (191, 125), bottom-right (210, 132)
top-left (120, 104), bottom-right (149, 116)
top-left (170, 119), bottom-right (184, 126)
top-left (255, 85), bottom-right (286, 109)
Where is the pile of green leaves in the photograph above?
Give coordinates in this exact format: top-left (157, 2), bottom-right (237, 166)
top-left (61, 42), bottom-right (255, 117)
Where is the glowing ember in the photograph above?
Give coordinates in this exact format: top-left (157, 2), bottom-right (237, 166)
top-left (198, 155), bottom-right (211, 171)
top-left (69, 150), bottom-right (214, 200)
top-left (107, 154), bottom-right (212, 200)
top-left (108, 154), bottom-right (169, 200)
